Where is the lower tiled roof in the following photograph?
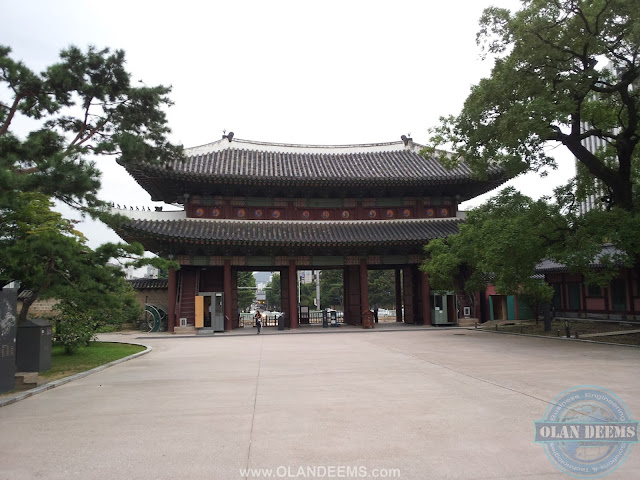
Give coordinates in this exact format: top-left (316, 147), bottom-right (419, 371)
top-left (120, 217), bottom-right (461, 248)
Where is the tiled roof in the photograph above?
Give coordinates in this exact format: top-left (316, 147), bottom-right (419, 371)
top-left (127, 278), bottom-right (169, 290)
top-left (126, 138), bottom-right (506, 202)
top-left (535, 245), bottom-right (627, 274)
top-left (118, 217), bottom-right (462, 256)
top-left (122, 217), bottom-right (461, 246)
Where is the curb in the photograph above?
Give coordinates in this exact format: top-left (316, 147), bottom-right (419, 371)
top-left (0, 341), bottom-right (152, 408)
top-left (473, 328), bottom-right (640, 349)
top-left (136, 325), bottom-right (465, 339)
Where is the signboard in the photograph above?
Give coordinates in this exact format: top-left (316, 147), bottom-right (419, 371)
top-left (0, 288), bottom-right (17, 394)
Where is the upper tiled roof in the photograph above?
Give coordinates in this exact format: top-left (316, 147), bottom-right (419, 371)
top-left (119, 216), bottom-right (462, 256)
top-left (125, 137), bottom-right (506, 202)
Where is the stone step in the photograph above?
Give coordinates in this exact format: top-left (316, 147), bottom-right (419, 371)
top-left (173, 326), bottom-right (196, 334)
top-left (457, 318), bottom-right (479, 327)
top-left (14, 372), bottom-right (39, 392)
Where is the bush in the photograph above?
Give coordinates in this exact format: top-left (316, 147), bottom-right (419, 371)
top-left (55, 315), bottom-right (96, 354)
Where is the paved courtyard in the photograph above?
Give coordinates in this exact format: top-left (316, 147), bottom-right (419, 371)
top-left (1, 328), bottom-right (639, 480)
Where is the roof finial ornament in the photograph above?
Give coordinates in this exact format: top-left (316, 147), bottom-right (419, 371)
top-left (401, 134), bottom-right (413, 147)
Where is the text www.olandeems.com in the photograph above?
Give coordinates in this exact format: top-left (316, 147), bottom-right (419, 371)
top-left (239, 466), bottom-right (401, 479)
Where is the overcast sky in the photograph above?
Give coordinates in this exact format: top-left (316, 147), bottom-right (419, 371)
top-left (4, 0), bottom-right (575, 249)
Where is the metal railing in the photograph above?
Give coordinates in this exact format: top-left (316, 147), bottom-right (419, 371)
top-left (240, 310), bottom-right (344, 327)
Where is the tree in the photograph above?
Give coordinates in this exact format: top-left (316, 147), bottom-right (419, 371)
top-left (319, 269), bottom-right (343, 309)
top-left (425, 0), bottom-right (639, 212)
top-left (265, 273), bottom-right (281, 310)
top-left (422, 189), bottom-right (564, 330)
top-left (0, 192), bottom-right (171, 323)
top-left (367, 270), bottom-right (395, 309)
top-left (237, 271), bottom-right (256, 311)
top-left (0, 45), bottom-right (181, 323)
top-left (1, 44), bottom-right (183, 217)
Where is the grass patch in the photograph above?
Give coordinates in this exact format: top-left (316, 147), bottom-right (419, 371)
top-left (41, 342), bottom-right (146, 382)
top-left (484, 320), bottom-right (640, 346)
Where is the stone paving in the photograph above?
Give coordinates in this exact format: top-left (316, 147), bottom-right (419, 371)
top-left (0, 328), bottom-right (639, 480)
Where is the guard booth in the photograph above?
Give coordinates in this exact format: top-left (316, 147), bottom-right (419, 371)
top-left (431, 293), bottom-right (457, 325)
top-left (195, 293), bottom-right (224, 331)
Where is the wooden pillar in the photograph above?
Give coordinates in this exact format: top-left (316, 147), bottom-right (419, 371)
top-left (395, 269), bottom-right (403, 322)
top-left (288, 260), bottom-right (299, 329)
top-left (168, 267), bottom-right (176, 332)
top-left (420, 269), bottom-right (430, 326)
top-left (224, 260), bottom-right (232, 331)
top-left (360, 259), bottom-right (369, 322)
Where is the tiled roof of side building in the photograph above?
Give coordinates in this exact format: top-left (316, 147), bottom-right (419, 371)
top-left (120, 217), bottom-right (462, 246)
top-left (127, 278), bottom-right (169, 290)
top-left (125, 137), bottom-right (507, 202)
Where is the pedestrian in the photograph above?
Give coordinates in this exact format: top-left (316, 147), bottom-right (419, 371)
top-left (254, 310), bottom-right (262, 334)
top-left (373, 304), bottom-right (379, 323)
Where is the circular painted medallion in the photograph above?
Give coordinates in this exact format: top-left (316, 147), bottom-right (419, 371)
top-left (211, 208), bottom-right (221, 217)
top-left (321, 210), bottom-right (331, 219)
top-left (301, 210), bottom-right (310, 219)
top-left (386, 209), bottom-right (394, 218)
top-left (402, 209), bottom-right (411, 218)
top-left (272, 210), bottom-right (281, 219)
top-left (341, 211), bottom-right (350, 219)
top-left (368, 210), bottom-right (377, 218)
top-left (254, 209), bottom-right (263, 218)
top-left (236, 208), bottom-right (246, 218)
top-left (194, 207), bottom-right (204, 217)
top-left (439, 208), bottom-right (449, 217)
top-left (426, 208), bottom-right (435, 217)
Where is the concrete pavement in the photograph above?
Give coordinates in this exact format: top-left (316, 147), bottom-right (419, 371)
top-left (0, 329), bottom-right (639, 480)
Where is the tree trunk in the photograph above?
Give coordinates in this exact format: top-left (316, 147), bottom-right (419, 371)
top-left (542, 303), bottom-right (552, 332)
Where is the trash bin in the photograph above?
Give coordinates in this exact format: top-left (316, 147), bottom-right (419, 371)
top-left (362, 310), bottom-right (374, 329)
top-left (278, 314), bottom-right (285, 331)
top-left (16, 318), bottom-right (52, 372)
top-left (330, 310), bottom-right (338, 327)
top-left (322, 310), bottom-right (328, 328)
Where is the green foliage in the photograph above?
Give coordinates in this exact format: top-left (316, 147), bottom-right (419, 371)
top-left (237, 271), bottom-right (256, 311)
top-left (518, 280), bottom-right (554, 326)
top-left (0, 44), bottom-right (183, 218)
top-left (299, 281), bottom-right (317, 308)
top-left (265, 273), bottom-right (281, 310)
top-left (425, 0), bottom-right (640, 211)
top-left (55, 316), bottom-right (96, 354)
top-left (319, 270), bottom-right (342, 309)
top-left (367, 270), bottom-right (395, 309)
top-left (0, 44), bottom-right (180, 327)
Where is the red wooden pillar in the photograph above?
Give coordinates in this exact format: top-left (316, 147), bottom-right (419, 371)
top-left (224, 259), bottom-right (232, 331)
top-left (360, 259), bottom-right (370, 321)
top-left (420, 269), bottom-right (430, 325)
top-left (168, 267), bottom-right (176, 332)
top-left (395, 268), bottom-right (403, 322)
top-left (288, 260), bottom-right (299, 329)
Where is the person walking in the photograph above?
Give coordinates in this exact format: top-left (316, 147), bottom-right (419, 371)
top-left (373, 304), bottom-right (379, 323)
top-left (254, 310), bottom-right (262, 334)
